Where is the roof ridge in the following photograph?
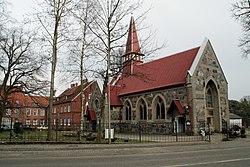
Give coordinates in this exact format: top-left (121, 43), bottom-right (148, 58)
top-left (138, 46), bottom-right (200, 66)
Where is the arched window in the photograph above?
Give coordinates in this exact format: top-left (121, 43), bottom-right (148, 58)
top-left (156, 97), bottom-right (165, 119)
top-left (139, 99), bottom-right (147, 120)
top-left (125, 101), bottom-right (132, 120)
top-left (206, 88), bottom-right (213, 107)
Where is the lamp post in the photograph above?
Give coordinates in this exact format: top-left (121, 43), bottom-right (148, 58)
top-left (108, 75), bottom-right (111, 144)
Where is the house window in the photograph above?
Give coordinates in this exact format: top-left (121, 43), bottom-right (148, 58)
top-left (33, 119), bottom-right (38, 126)
top-left (54, 107), bottom-right (57, 114)
top-left (125, 101), bottom-right (132, 120)
top-left (156, 97), bottom-right (165, 119)
top-left (60, 119), bottom-right (63, 126)
top-left (26, 109), bottom-right (31, 116)
top-left (40, 119), bottom-right (45, 126)
top-left (60, 106), bottom-right (63, 113)
top-left (6, 109), bottom-right (11, 116)
top-left (139, 99), bottom-right (147, 120)
top-left (206, 88), bottom-right (213, 107)
top-left (68, 118), bottom-right (71, 126)
top-left (40, 109), bottom-right (45, 116)
top-left (64, 106), bottom-right (67, 112)
top-left (33, 109), bottom-right (38, 116)
top-left (15, 109), bottom-right (19, 116)
top-left (26, 120), bottom-right (30, 126)
top-left (53, 119), bottom-right (56, 125)
top-left (64, 118), bottom-right (67, 126)
top-left (68, 105), bottom-right (71, 112)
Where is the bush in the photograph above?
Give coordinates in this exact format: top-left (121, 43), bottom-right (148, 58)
top-left (13, 122), bottom-right (23, 135)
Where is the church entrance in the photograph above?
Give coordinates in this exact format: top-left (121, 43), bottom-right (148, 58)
top-left (205, 80), bottom-right (220, 132)
top-left (167, 99), bottom-right (186, 133)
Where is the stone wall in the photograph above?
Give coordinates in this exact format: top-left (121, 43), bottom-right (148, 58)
top-left (111, 86), bottom-right (188, 123)
top-left (190, 41), bottom-right (229, 132)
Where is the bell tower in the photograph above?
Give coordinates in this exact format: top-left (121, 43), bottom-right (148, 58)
top-left (122, 16), bottom-right (144, 75)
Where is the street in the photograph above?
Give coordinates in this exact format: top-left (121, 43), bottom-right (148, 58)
top-left (0, 140), bottom-right (250, 167)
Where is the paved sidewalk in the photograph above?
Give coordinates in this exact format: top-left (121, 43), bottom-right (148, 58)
top-left (0, 133), bottom-right (248, 153)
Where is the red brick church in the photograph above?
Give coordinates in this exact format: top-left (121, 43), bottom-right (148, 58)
top-left (108, 17), bottom-right (229, 134)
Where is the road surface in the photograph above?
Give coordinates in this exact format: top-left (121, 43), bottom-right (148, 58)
top-left (0, 140), bottom-right (250, 167)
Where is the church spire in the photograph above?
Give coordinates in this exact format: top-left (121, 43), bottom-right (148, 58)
top-left (122, 16), bottom-right (144, 75)
top-left (125, 16), bottom-right (141, 55)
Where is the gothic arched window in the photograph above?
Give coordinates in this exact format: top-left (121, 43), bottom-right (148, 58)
top-left (206, 88), bottom-right (213, 107)
top-left (125, 101), bottom-right (132, 120)
top-left (156, 97), bottom-right (165, 119)
top-left (139, 99), bottom-right (147, 120)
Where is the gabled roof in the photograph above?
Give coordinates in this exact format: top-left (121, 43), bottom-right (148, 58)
top-left (114, 47), bottom-right (199, 96)
top-left (167, 99), bottom-right (185, 115)
top-left (229, 113), bottom-right (242, 119)
top-left (54, 81), bottom-right (95, 105)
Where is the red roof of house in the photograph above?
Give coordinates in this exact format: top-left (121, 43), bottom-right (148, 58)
top-left (55, 81), bottom-right (92, 104)
top-left (24, 96), bottom-right (49, 108)
top-left (114, 47), bottom-right (199, 96)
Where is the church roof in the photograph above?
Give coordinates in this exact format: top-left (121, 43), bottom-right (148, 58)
top-left (124, 16), bottom-right (142, 56)
top-left (113, 47), bottom-right (199, 96)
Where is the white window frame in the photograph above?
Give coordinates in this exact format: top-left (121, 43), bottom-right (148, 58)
top-left (67, 118), bottom-right (71, 126)
top-left (40, 119), bottom-right (45, 126)
top-left (26, 120), bottom-right (30, 126)
top-left (40, 109), bottom-right (45, 116)
top-left (68, 105), bottom-right (71, 112)
top-left (33, 119), bottom-right (38, 126)
top-left (64, 118), bottom-right (67, 126)
top-left (26, 108), bottom-right (31, 116)
top-left (33, 109), bottom-right (38, 116)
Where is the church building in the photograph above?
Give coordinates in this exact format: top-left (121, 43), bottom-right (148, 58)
top-left (109, 17), bottom-right (229, 134)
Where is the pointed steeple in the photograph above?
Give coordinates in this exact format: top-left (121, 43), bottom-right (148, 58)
top-left (122, 16), bottom-right (144, 75)
top-left (125, 16), bottom-right (141, 55)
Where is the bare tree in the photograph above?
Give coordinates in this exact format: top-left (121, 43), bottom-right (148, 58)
top-left (67, 0), bottom-right (96, 138)
top-left (86, 0), bottom-right (146, 143)
top-left (232, 0), bottom-right (250, 57)
top-left (35, 0), bottom-right (75, 140)
top-left (0, 28), bottom-right (49, 131)
top-left (0, 0), bottom-right (9, 39)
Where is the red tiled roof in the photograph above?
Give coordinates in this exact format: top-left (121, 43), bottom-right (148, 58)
top-left (0, 88), bottom-right (48, 108)
top-left (24, 96), bottom-right (49, 108)
top-left (55, 82), bottom-right (91, 104)
top-left (114, 47), bottom-right (200, 96)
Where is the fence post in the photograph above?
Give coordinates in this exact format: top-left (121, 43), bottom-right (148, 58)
top-left (139, 122), bottom-right (141, 142)
top-left (226, 121), bottom-right (229, 141)
top-left (56, 119), bottom-right (58, 142)
top-left (208, 123), bottom-right (211, 142)
top-left (175, 121), bottom-right (178, 142)
top-left (9, 118), bottom-right (13, 142)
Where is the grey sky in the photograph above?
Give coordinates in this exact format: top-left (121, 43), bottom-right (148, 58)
top-left (9, 0), bottom-right (250, 100)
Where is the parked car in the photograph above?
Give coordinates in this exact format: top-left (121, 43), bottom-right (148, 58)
top-left (37, 126), bottom-right (48, 131)
top-left (229, 125), bottom-right (241, 138)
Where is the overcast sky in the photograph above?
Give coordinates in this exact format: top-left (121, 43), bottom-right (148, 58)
top-left (9, 0), bottom-right (250, 100)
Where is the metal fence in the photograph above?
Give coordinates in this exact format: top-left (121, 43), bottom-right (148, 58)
top-left (0, 122), bottom-right (216, 143)
top-left (107, 122), bottom-right (210, 143)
